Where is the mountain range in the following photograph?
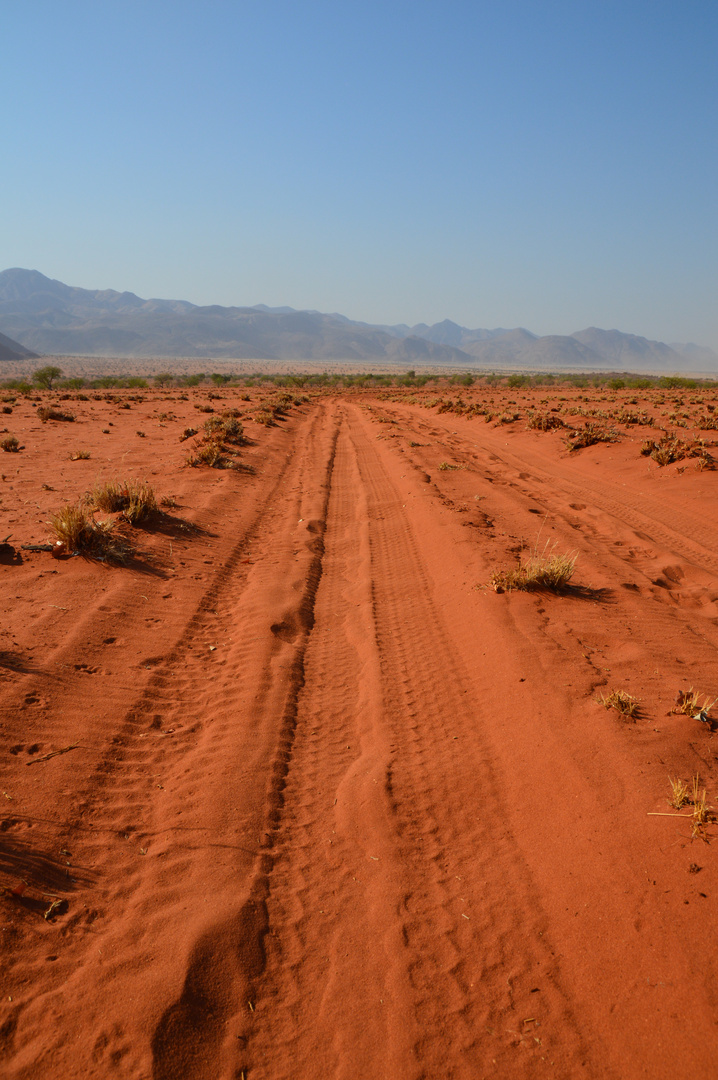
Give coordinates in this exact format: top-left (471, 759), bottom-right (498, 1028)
top-left (0, 268), bottom-right (715, 372)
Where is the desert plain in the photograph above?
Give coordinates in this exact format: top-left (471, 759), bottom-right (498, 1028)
top-left (1, 367), bottom-right (718, 1079)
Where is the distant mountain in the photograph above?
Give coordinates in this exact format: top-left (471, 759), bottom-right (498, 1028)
top-left (0, 328), bottom-right (40, 361)
top-left (0, 269), bottom-right (470, 364)
top-left (0, 268), bottom-right (714, 371)
top-left (669, 341), bottom-right (718, 368)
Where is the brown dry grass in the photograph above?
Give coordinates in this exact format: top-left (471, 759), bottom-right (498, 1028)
top-left (668, 777), bottom-right (690, 809)
top-left (490, 541), bottom-right (577, 593)
top-left (673, 688), bottom-right (716, 717)
top-left (565, 423), bottom-right (618, 451)
top-left (87, 479), bottom-right (158, 524)
top-left (37, 406), bottom-right (75, 423)
top-left (597, 689), bottom-right (639, 719)
top-left (47, 504), bottom-right (130, 561)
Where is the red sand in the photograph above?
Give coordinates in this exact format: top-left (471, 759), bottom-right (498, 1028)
top-left (1, 382), bottom-right (717, 1079)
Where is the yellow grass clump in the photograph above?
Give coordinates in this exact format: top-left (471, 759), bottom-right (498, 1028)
top-left (597, 689), bottom-right (639, 719)
top-left (86, 479), bottom-right (157, 524)
top-left (48, 504), bottom-right (130, 562)
top-left (490, 541), bottom-right (577, 593)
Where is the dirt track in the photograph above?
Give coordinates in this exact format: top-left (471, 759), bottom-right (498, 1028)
top-left (2, 391), bottom-right (718, 1078)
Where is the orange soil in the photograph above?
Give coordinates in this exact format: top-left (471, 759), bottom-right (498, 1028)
top-left (1, 383), bottom-right (717, 1079)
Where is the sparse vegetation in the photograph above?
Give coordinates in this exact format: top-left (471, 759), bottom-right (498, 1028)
top-left (1, 435), bottom-right (20, 452)
top-left (527, 412), bottom-right (564, 431)
top-left (47, 503), bottom-right (130, 561)
top-left (490, 541), bottom-right (577, 593)
top-left (186, 442), bottom-right (225, 467)
top-left (37, 406), bottom-right (75, 423)
top-left (69, 450), bottom-right (91, 460)
top-left (668, 777), bottom-right (690, 809)
top-left (640, 434), bottom-right (714, 468)
top-left (690, 776), bottom-right (713, 838)
top-left (597, 689), bottom-right (639, 719)
top-left (86, 479), bottom-right (158, 524)
top-left (565, 423), bottom-right (618, 451)
top-left (203, 414), bottom-right (243, 444)
top-left (673, 688), bottom-right (716, 717)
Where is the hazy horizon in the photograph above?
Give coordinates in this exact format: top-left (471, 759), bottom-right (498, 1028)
top-left (3, 2), bottom-right (717, 349)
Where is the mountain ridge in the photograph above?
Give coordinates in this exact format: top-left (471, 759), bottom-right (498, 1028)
top-left (0, 268), bottom-right (714, 371)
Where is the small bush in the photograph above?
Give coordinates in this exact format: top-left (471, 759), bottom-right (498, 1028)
top-left (186, 442), bottom-right (225, 468)
top-left (527, 412), bottom-right (564, 431)
top-left (565, 424), bottom-right (617, 451)
top-left (254, 408), bottom-right (276, 426)
top-left (37, 406), bottom-right (75, 423)
top-left (203, 414), bottom-right (243, 444)
top-left (1, 435), bottom-right (20, 452)
top-left (179, 427), bottom-right (198, 442)
top-left (643, 434), bottom-right (712, 468)
top-left (70, 450), bottom-right (91, 460)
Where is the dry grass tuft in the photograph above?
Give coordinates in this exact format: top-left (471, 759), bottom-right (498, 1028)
top-left (598, 689), bottom-right (639, 719)
top-left (668, 777), bottom-right (690, 809)
top-left (690, 776), bottom-right (714, 840)
top-left (673, 688), bottom-right (716, 717)
top-left (69, 450), bottom-right (91, 460)
top-left (87, 479), bottom-right (157, 524)
top-left (48, 504), bottom-right (130, 561)
top-left (186, 442), bottom-right (225, 468)
top-left (1, 435), bottom-right (20, 452)
top-left (490, 541), bottom-right (577, 593)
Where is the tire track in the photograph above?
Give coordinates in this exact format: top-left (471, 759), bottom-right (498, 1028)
top-left (244, 404), bottom-right (590, 1079)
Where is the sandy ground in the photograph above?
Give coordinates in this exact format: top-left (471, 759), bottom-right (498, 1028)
top-left (1, 380), bottom-right (717, 1079)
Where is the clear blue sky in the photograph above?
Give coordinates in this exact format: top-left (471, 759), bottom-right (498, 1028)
top-left (3, 1), bottom-right (716, 346)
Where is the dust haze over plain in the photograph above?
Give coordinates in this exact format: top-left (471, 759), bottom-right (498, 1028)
top-left (1, 2), bottom-right (716, 353)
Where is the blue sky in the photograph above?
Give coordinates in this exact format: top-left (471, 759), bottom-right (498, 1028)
top-left (3, 1), bottom-right (716, 346)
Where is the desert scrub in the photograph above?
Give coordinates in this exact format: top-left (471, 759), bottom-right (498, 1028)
top-left (490, 541), bottom-right (577, 593)
top-left (254, 408), bottom-right (276, 426)
top-left (203, 414), bottom-right (243, 444)
top-left (640, 434), bottom-right (712, 467)
top-left (69, 450), bottom-right (91, 460)
top-left (597, 689), bottom-right (639, 719)
top-left (186, 442), bottom-right (225, 467)
top-left (87, 479), bottom-right (157, 524)
top-left (527, 412), bottom-right (564, 431)
top-left (1, 435), bottom-right (20, 452)
top-left (48, 503), bottom-right (130, 561)
top-left (565, 424), bottom-right (618, 451)
top-left (37, 406), bottom-right (75, 423)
